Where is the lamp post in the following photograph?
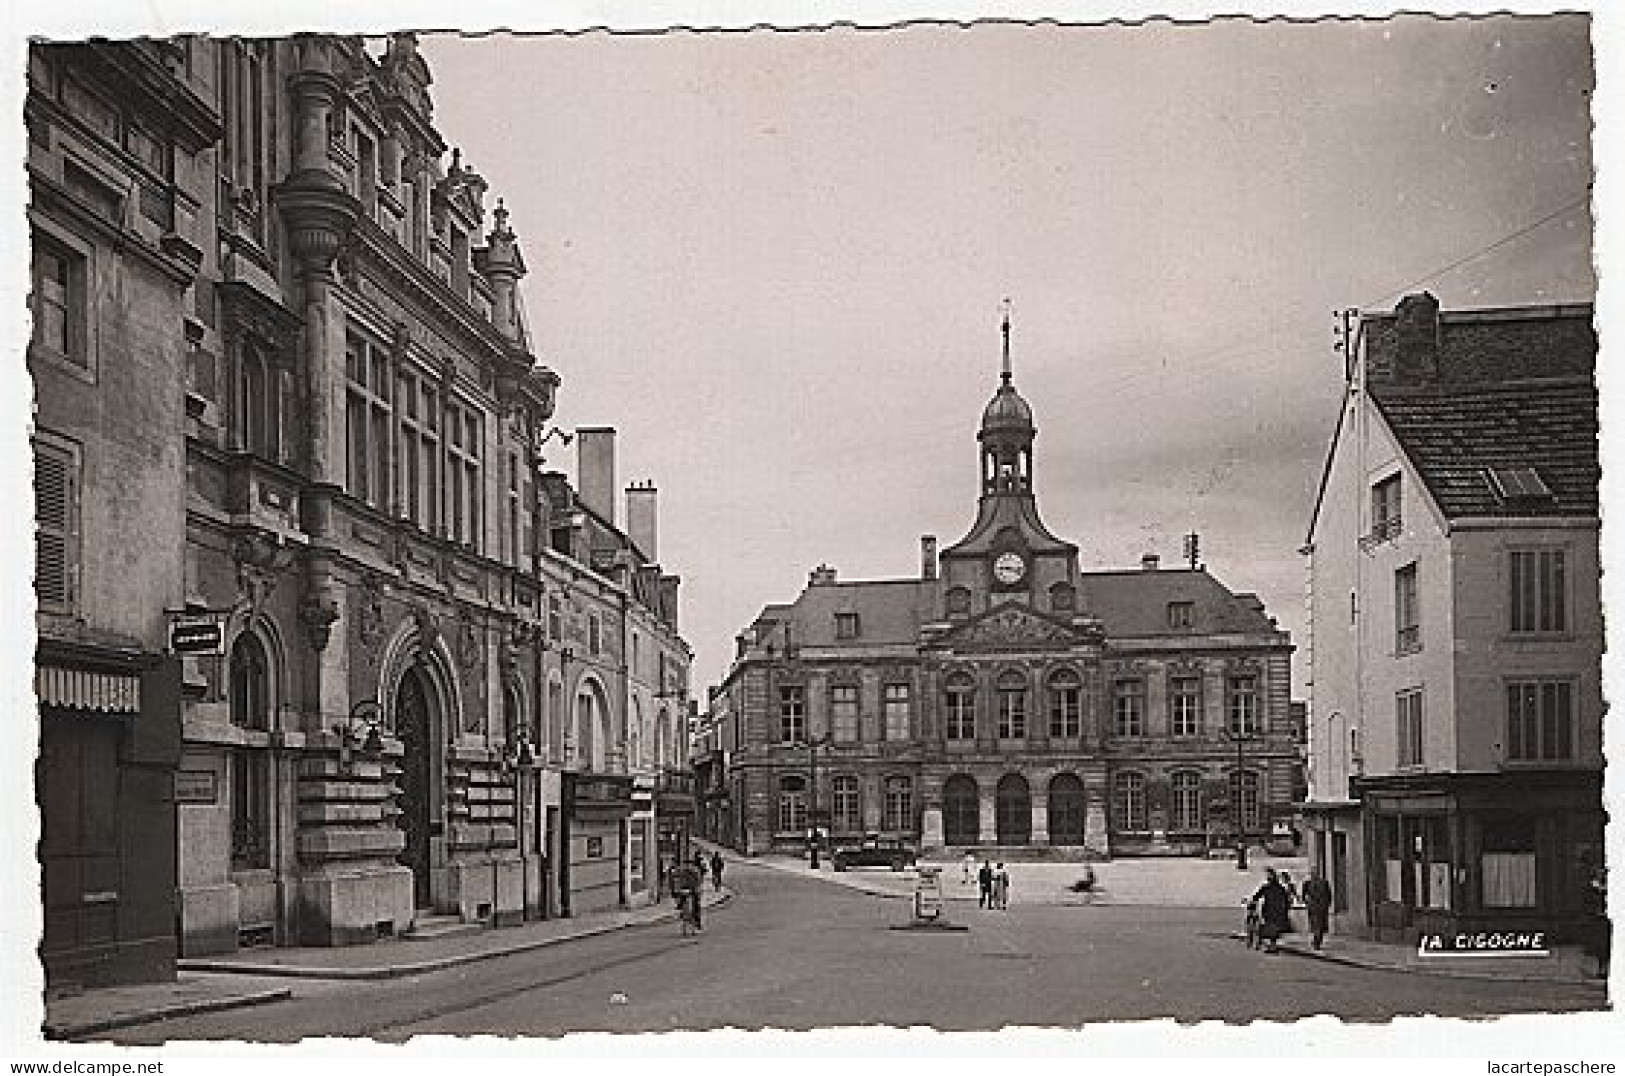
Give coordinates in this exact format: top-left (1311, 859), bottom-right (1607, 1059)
top-left (1224, 725), bottom-right (1259, 871)
top-left (503, 730), bottom-right (536, 922)
top-left (796, 735), bottom-right (830, 869)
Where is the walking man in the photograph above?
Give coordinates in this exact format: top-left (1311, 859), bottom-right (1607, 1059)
top-left (709, 849), bottom-right (725, 892)
top-left (1251, 868), bottom-right (1292, 953)
top-left (978, 860), bottom-right (994, 908)
top-left (1301, 868), bottom-right (1334, 950)
top-left (995, 862), bottom-right (1011, 910)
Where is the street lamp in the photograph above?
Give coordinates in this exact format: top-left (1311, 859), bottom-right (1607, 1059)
top-left (793, 736), bottom-right (830, 869)
top-left (1224, 725), bottom-right (1260, 871)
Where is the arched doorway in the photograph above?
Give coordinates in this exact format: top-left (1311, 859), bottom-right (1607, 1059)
top-left (942, 774), bottom-right (979, 846)
top-left (395, 665), bottom-right (435, 909)
top-left (1048, 773), bottom-right (1086, 845)
top-left (996, 773), bottom-right (1031, 845)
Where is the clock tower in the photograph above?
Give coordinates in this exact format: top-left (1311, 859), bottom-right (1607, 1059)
top-left (937, 309), bottom-right (1079, 614)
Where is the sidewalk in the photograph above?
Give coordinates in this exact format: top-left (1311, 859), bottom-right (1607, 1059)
top-left (1271, 932), bottom-right (1602, 987)
top-left (45, 885), bottom-right (732, 1040)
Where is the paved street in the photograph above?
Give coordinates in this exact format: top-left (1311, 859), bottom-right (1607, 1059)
top-left (97, 859), bottom-right (1604, 1043)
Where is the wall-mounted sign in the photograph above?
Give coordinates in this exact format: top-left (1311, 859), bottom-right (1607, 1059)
top-left (174, 770), bottom-right (218, 805)
top-left (586, 836), bottom-right (604, 858)
top-left (169, 614), bottom-right (225, 656)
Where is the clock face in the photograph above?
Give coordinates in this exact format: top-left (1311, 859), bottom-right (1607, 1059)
top-left (993, 552), bottom-right (1027, 585)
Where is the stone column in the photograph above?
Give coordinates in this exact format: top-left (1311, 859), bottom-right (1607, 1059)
top-left (978, 783), bottom-right (997, 847)
top-left (1030, 790), bottom-right (1049, 847)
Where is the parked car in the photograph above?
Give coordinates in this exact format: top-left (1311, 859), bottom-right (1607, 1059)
top-left (832, 834), bottom-right (916, 872)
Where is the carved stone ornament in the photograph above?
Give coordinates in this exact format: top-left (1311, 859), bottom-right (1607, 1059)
top-left (233, 532), bottom-right (295, 615)
top-left (357, 574), bottom-right (386, 646)
top-left (413, 605), bottom-right (440, 653)
top-left (457, 616), bottom-right (481, 672)
top-left (299, 593), bottom-right (341, 652)
top-left (956, 606), bottom-right (1076, 649)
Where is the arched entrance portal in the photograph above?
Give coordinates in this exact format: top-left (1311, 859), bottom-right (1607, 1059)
top-left (1048, 773), bottom-right (1086, 846)
top-left (942, 774), bottom-right (980, 846)
top-left (996, 773), bottom-right (1031, 845)
top-left (395, 665), bottom-right (435, 908)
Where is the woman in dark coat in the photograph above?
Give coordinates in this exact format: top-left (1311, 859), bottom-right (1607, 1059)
top-left (1251, 868), bottom-right (1292, 953)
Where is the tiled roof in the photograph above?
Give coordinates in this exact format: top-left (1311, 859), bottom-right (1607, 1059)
top-left (1374, 378), bottom-right (1599, 519)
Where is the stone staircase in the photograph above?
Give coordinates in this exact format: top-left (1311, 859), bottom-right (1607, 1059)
top-left (403, 912), bottom-right (484, 942)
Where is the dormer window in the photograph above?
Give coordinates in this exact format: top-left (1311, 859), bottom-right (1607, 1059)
top-left (834, 612), bottom-right (860, 640)
top-left (1166, 601), bottom-right (1194, 630)
top-left (1371, 473), bottom-right (1402, 542)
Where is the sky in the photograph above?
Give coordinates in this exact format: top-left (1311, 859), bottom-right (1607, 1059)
top-left (417, 14), bottom-right (1596, 695)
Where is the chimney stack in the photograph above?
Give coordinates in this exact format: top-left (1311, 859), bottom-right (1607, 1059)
top-left (575, 427), bottom-right (616, 525)
top-left (921, 535), bottom-right (938, 580)
top-left (1394, 291), bottom-right (1441, 383)
top-left (626, 480), bottom-right (658, 562)
top-left (808, 564), bottom-right (838, 587)
top-left (1141, 553), bottom-right (1160, 571)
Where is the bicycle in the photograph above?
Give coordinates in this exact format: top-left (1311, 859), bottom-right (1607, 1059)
top-left (677, 890), bottom-right (702, 936)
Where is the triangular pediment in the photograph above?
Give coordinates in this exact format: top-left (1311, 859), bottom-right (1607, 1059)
top-left (928, 601), bottom-right (1092, 652)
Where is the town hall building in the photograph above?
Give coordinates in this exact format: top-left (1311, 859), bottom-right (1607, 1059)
top-left (703, 326), bottom-right (1298, 859)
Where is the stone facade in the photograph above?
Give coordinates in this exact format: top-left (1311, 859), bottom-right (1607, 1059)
top-left (706, 339), bottom-right (1297, 860)
top-left (30, 36), bottom-right (692, 963)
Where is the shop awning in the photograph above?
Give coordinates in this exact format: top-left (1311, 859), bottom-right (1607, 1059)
top-left (36, 665), bottom-right (141, 714)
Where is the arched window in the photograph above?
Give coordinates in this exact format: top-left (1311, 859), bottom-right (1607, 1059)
top-left (1113, 771), bottom-right (1147, 832)
top-left (883, 776), bottom-right (913, 832)
top-left (945, 673), bottom-right (976, 740)
top-left (778, 775), bottom-right (808, 834)
top-left (228, 630), bottom-right (272, 870)
top-left (1048, 669), bottom-right (1081, 739)
top-left (1047, 773), bottom-right (1086, 845)
top-left (946, 587), bottom-right (971, 620)
top-left (1049, 582), bottom-right (1075, 613)
top-left (995, 773), bottom-right (1031, 845)
top-left (237, 342), bottom-right (278, 459)
top-left (1171, 771), bottom-right (1204, 832)
top-left (996, 669), bottom-right (1027, 740)
top-left (229, 631), bottom-right (270, 730)
top-left (547, 680), bottom-right (563, 762)
top-left (942, 774), bottom-right (979, 845)
top-left (576, 689), bottom-right (597, 771)
top-left (832, 775), bottom-right (861, 834)
top-left (1229, 770), bottom-right (1262, 833)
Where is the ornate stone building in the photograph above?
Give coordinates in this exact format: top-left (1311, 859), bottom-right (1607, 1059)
top-left (710, 336), bottom-right (1297, 860)
top-left (30, 35), bottom-right (692, 972)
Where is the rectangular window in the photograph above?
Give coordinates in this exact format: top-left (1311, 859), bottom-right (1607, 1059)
top-left (1481, 815), bottom-right (1537, 908)
top-left (1166, 601), bottom-right (1194, 630)
top-left (1506, 679), bottom-right (1575, 762)
top-left (834, 613), bottom-right (860, 640)
top-left (231, 749), bottom-right (270, 870)
top-left (1170, 676), bottom-right (1202, 738)
top-left (1371, 473), bottom-right (1402, 541)
top-left (832, 776), bottom-right (861, 833)
top-left (830, 685), bottom-right (859, 743)
top-left (1395, 562), bottom-right (1420, 654)
top-left (998, 686), bottom-right (1027, 740)
top-left (779, 686), bottom-right (805, 744)
top-left (1226, 675), bottom-right (1259, 736)
top-left (1509, 550), bottom-right (1567, 634)
top-left (33, 437), bottom-right (80, 614)
top-left (344, 334), bottom-right (391, 510)
top-left (945, 687), bottom-right (975, 741)
top-left (443, 402), bottom-right (483, 548)
top-left (1113, 679), bottom-right (1144, 738)
top-left (31, 237), bottom-right (86, 367)
top-left (1049, 683), bottom-right (1081, 739)
top-left (1396, 688), bottom-right (1423, 768)
top-left (883, 777), bottom-right (913, 832)
top-left (883, 684), bottom-right (910, 741)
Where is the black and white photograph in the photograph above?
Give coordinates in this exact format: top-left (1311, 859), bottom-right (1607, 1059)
top-left (4, 0), bottom-right (1619, 1059)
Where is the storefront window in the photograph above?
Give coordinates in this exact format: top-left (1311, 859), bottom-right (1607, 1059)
top-left (1482, 815), bottom-right (1537, 908)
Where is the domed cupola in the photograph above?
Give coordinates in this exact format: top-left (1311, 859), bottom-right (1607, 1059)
top-left (979, 305), bottom-right (1036, 496)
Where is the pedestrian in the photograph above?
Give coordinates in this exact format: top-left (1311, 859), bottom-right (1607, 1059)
top-left (1280, 870), bottom-right (1301, 907)
top-left (995, 862), bottom-right (1010, 910)
top-left (672, 860), bottom-right (702, 933)
top-left (710, 849), bottom-right (725, 892)
top-left (1301, 868), bottom-right (1333, 950)
top-left (962, 852), bottom-right (976, 887)
top-left (1250, 868), bottom-right (1291, 953)
top-left (978, 860), bottom-right (994, 908)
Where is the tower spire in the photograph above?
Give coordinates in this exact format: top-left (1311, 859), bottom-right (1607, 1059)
top-left (1000, 297), bottom-right (1012, 384)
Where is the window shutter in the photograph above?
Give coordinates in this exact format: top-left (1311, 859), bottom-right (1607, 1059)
top-left (34, 443), bottom-right (76, 610)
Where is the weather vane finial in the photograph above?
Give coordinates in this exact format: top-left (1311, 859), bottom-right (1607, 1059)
top-left (1000, 297), bottom-right (1013, 384)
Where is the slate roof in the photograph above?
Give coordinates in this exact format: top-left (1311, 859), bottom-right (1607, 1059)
top-left (1373, 378), bottom-right (1600, 520)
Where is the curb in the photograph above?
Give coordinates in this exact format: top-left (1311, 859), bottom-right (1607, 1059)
top-left (46, 986), bottom-right (294, 1040)
top-left (1225, 933), bottom-right (1602, 988)
top-left (179, 890), bottom-right (735, 982)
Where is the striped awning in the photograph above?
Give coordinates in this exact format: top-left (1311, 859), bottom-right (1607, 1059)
top-left (35, 665), bottom-right (142, 714)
